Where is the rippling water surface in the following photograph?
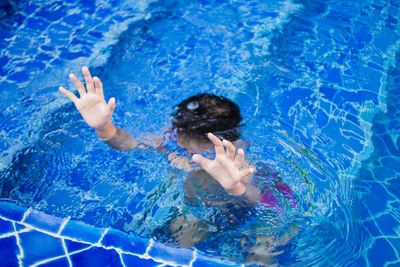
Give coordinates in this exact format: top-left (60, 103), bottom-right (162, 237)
top-left (1, 0), bottom-right (399, 265)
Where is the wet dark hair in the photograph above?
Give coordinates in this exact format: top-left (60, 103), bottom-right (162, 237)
top-left (172, 93), bottom-right (242, 141)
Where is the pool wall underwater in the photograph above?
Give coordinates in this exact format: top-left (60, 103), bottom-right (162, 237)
top-left (0, 200), bottom-right (233, 266)
top-left (1, 0), bottom-right (400, 266)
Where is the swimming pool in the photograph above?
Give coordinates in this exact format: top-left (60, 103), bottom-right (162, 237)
top-left (0, 0), bottom-right (399, 266)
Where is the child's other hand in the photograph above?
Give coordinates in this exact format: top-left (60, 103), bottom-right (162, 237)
top-left (192, 133), bottom-right (254, 195)
top-left (59, 67), bottom-right (116, 131)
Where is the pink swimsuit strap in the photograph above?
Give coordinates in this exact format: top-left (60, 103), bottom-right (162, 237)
top-left (255, 168), bottom-right (298, 209)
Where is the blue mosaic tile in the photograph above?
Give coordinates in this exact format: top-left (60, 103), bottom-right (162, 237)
top-left (343, 121), bottom-right (364, 138)
top-left (387, 238), bottom-right (400, 254)
top-left (94, 22), bottom-right (110, 31)
top-left (65, 239), bottom-right (91, 253)
top-left (355, 26), bottom-right (372, 44)
top-left (363, 219), bottom-right (381, 237)
top-left (70, 246), bottom-right (123, 267)
top-left (360, 168), bottom-right (374, 182)
top-left (386, 262), bottom-right (400, 267)
top-left (0, 55), bottom-right (9, 67)
top-left (387, 177), bottom-right (400, 197)
top-left (41, 45), bottom-right (55, 51)
top-left (372, 135), bottom-right (389, 156)
top-left (0, 236), bottom-right (19, 266)
top-left (37, 5), bottom-right (66, 22)
top-left (0, 200), bottom-right (27, 221)
top-left (101, 228), bottom-right (149, 255)
top-left (365, 183), bottom-right (392, 214)
top-left (49, 23), bottom-right (71, 34)
top-left (50, 58), bottom-right (64, 66)
top-left (148, 240), bottom-right (194, 266)
top-left (315, 109), bottom-right (329, 128)
top-left (373, 166), bottom-right (396, 182)
top-left (275, 242), bottom-right (297, 266)
top-left (319, 86), bottom-right (335, 101)
top-left (24, 209), bottom-right (65, 233)
top-left (113, 15), bottom-right (126, 22)
top-left (381, 134), bottom-right (400, 157)
top-left (326, 67), bottom-right (342, 85)
top-left (345, 113), bottom-right (359, 125)
top-left (359, 200), bottom-right (373, 220)
top-left (39, 257), bottom-right (70, 267)
top-left (22, 60), bottom-right (46, 71)
top-left (62, 14), bottom-right (84, 26)
top-left (26, 17), bottom-right (48, 31)
top-left (71, 38), bottom-right (94, 46)
top-left (19, 230), bottom-right (65, 266)
top-left (121, 253), bottom-right (159, 266)
top-left (8, 70), bottom-right (30, 82)
top-left (387, 120), bottom-right (400, 132)
top-left (367, 61), bottom-right (384, 72)
top-left (368, 238), bottom-right (397, 266)
top-left (61, 220), bottom-right (105, 244)
top-left (336, 90), bottom-right (378, 106)
top-left (381, 157), bottom-right (400, 172)
top-left (24, 4), bottom-right (39, 15)
top-left (96, 8), bottom-right (112, 18)
top-left (279, 93), bottom-right (298, 115)
top-left (15, 222), bottom-right (27, 232)
top-left (60, 50), bottom-right (88, 60)
top-left (0, 217), bottom-right (14, 234)
top-left (88, 31), bottom-right (103, 39)
top-left (79, 0), bottom-right (96, 13)
top-left (48, 31), bottom-right (70, 45)
top-left (375, 28), bottom-right (400, 52)
top-left (192, 254), bottom-right (238, 267)
top-left (12, 14), bottom-right (25, 27)
top-left (343, 136), bottom-right (364, 153)
top-left (389, 1), bottom-right (399, 8)
top-left (351, 256), bottom-right (367, 266)
top-left (375, 214), bottom-right (400, 236)
top-left (373, 122), bottom-right (387, 135)
top-left (192, 258), bottom-right (228, 267)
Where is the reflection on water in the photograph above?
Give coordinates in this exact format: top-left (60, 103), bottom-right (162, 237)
top-left (1, 0), bottom-right (399, 265)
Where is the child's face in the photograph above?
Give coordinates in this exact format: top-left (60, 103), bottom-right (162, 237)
top-left (177, 133), bottom-right (214, 154)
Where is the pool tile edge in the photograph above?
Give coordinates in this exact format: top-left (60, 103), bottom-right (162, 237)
top-left (0, 200), bottom-right (241, 266)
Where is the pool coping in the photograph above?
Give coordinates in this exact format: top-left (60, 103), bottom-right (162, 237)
top-left (0, 199), bottom-right (241, 266)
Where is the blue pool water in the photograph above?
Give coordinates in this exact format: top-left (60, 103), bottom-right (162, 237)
top-left (0, 0), bottom-right (399, 266)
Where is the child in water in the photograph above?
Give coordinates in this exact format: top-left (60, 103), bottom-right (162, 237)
top-left (60, 66), bottom-right (296, 262)
top-left (59, 66), bottom-right (260, 202)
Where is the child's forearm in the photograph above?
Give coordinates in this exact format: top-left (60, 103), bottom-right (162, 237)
top-left (231, 182), bottom-right (261, 206)
top-left (96, 121), bottom-right (117, 139)
top-left (96, 121), bottom-right (137, 151)
top-left (227, 181), bottom-right (247, 195)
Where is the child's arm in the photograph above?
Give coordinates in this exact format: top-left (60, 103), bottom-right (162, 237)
top-left (192, 133), bottom-right (260, 205)
top-left (59, 67), bottom-right (137, 150)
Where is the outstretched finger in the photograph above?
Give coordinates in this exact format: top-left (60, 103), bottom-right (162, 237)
top-left (82, 66), bottom-right (95, 93)
top-left (69, 73), bottom-right (86, 97)
top-left (59, 87), bottom-right (78, 104)
top-left (93, 76), bottom-right (104, 98)
top-left (238, 167), bottom-right (254, 179)
top-left (192, 154), bottom-right (213, 171)
top-left (208, 132), bottom-right (224, 155)
top-left (234, 148), bottom-right (245, 168)
top-left (108, 97), bottom-right (116, 112)
top-left (223, 140), bottom-right (235, 160)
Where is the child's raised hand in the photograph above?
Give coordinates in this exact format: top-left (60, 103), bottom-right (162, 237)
top-left (192, 133), bottom-right (254, 195)
top-left (59, 67), bottom-right (116, 130)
